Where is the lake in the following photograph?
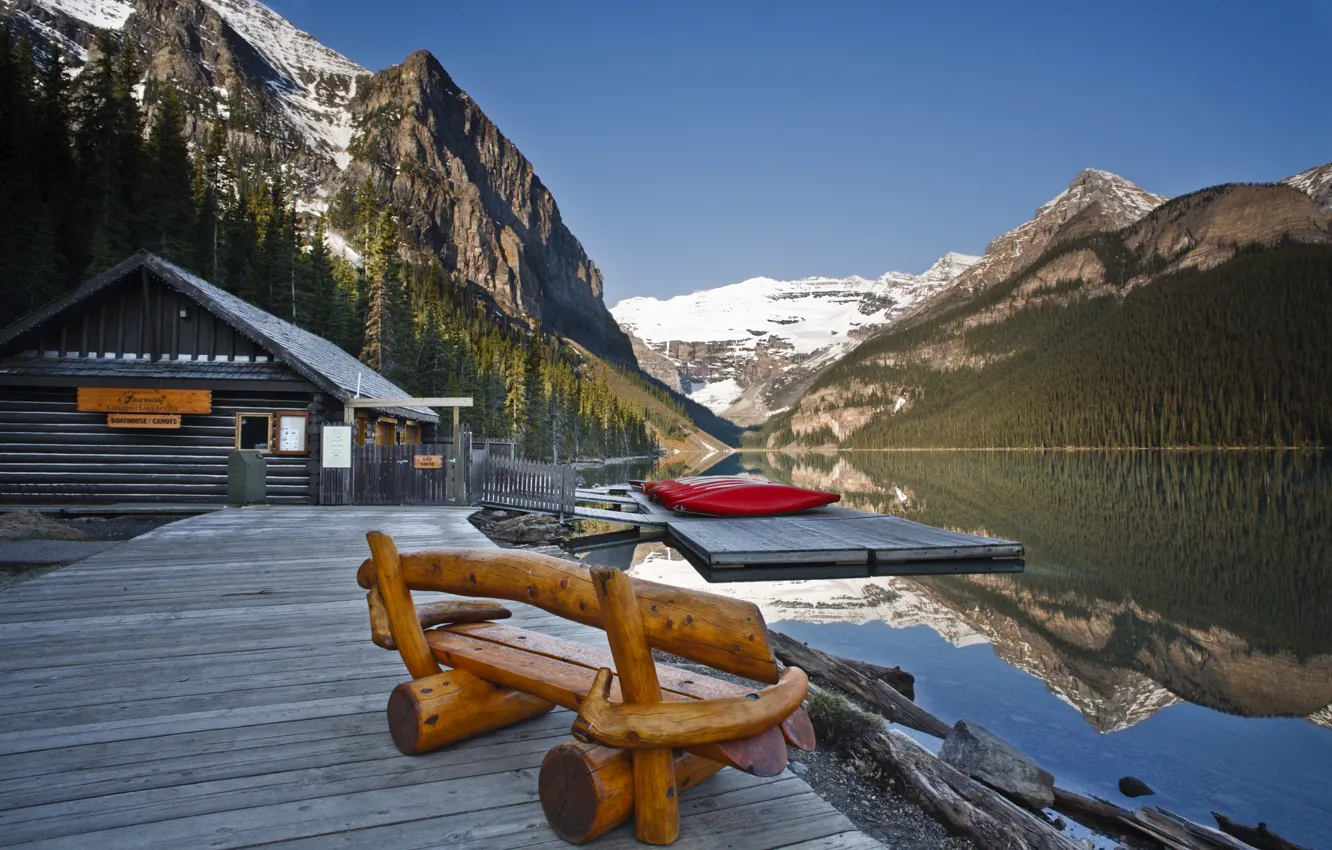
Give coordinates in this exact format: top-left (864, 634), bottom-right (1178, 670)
top-left (575, 451), bottom-right (1332, 846)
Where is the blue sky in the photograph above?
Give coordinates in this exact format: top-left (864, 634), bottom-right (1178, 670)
top-left (271, 0), bottom-right (1329, 304)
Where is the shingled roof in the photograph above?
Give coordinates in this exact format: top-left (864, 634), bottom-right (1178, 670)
top-left (0, 252), bottom-right (438, 421)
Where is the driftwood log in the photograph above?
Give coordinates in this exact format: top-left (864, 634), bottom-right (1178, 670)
top-left (1134, 808), bottom-right (1266, 850)
top-left (868, 730), bottom-right (1082, 850)
top-left (768, 630), bottom-right (951, 738)
top-left (1212, 813), bottom-right (1310, 850)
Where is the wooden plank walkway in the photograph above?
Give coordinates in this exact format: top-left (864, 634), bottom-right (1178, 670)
top-left (0, 507), bottom-right (880, 849)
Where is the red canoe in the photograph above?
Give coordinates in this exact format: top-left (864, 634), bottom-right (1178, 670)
top-left (637, 477), bottom-right (840, 517)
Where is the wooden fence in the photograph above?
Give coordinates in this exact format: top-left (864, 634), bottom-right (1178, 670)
top-left (479, 456), bottom-right (576, 516)
top-left (320, 436), bottom-right (517, 506)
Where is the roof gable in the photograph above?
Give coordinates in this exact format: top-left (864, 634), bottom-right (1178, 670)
top-left (0, 252), bottom-right (437, 421)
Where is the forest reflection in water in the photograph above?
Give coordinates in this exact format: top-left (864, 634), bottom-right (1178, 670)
top-left (586, 450), bottom-right (1332, 843)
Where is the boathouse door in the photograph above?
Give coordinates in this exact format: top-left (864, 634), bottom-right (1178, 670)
top-left (320, 435), bottom-right (468, 506)
top-left (358, 435), bottom-right (466, 506)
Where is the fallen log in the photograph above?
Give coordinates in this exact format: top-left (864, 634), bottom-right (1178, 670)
top-left (1212, 813), bottom-right (1310, 850)
top-left (768, 629), bottom-right (951, 738)
top-left (868, 729), bottom-right (1082, 850)
top-left (1052, 786), bottom-right (1172, 847)
top-left (1135, 807), bottom-right (1264, 850)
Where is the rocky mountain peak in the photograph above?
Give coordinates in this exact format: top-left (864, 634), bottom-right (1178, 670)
top-left (3, 0), bottom-right (636, 363)
top-left (919, 251), bottom-right (982, 284)
top-left (903, 169), bottom-right (1166, 322)
top-left (346, 46), bottom-right (632, 362)
top-left (1036, 168), bottom-right (1165, 222)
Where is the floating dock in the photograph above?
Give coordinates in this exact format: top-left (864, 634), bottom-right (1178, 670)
top-left (539, 485), bottom-right (1024, 582)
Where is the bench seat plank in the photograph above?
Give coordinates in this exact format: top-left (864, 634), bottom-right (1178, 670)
top-left (446, 622), bottom-right (815, 751)
top-left (424, 627), bottom-right (791, 776)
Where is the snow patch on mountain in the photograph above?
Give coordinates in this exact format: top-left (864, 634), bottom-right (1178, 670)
top-left (9, 5), bottom-right (88, 62)
top-left (1283, 161), bottom-right (1332, 211)
top-left (36, 0), bottom-right (132, 30)
top-left (200, 0), bottom-right (366, 167)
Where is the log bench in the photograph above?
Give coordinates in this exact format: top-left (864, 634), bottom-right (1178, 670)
top-left (357, 532), bottom-right (815, 845)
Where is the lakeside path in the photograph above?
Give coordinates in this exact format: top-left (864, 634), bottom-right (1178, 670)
top-left (0, 507), bottom-right (878, 849)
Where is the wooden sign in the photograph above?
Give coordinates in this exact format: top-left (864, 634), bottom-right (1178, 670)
top-left (79, 388), bottom-right (212, 414)
top-left (414, 455), bottom-right (444, 470)
top-left (321, 426), bottom-right (352, 469)
top-left (107, 414), bottom-right (182, 429)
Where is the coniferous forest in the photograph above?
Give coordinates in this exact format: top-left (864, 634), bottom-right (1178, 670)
top-left (0, 28), bottom-right (656, 460)
top-left (757, 239), bottom-right (1332, 449)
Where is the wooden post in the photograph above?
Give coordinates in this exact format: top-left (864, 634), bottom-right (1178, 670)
top-left (367, 531), bottom-right (442, 680)
top-left (539, 741), bottom-right (724, 845)
top-left (590, 568), bottom-right (679, 845)
top-left (451, 406), bottom-right (462, 504)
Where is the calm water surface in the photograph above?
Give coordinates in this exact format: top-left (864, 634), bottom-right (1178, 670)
top-left (576, 451), bottom-right (1332, 846)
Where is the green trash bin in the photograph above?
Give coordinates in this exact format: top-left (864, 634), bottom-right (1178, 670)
top-left (227, 451), bottom-right (267, 506)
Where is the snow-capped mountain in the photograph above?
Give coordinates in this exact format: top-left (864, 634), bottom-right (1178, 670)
top-left (1283, 160), bottom-right (1332, 211)
top-left (2, 0), bottom-right (636, 363)
top-left (612, 252), bottom-right (979, 425)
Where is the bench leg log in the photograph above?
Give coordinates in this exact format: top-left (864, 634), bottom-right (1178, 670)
top-left (592, 568), bottom-right (680, 845)
top-left (387, 669), bottom-right (556, 755)
top-left (539, 741), bottom-right (725, 845)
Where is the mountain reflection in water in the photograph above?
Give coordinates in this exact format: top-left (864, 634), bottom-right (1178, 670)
top-left (579, 450), bottom-right (1332, 843)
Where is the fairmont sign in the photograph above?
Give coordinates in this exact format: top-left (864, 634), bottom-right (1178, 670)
top-left (78, 388), bottom-right (212, 415)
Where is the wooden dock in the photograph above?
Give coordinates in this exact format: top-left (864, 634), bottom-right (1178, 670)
top-left (0, 506), bottom-right (881, 849)
top-left (566, 486), bottom-right (1024, 581)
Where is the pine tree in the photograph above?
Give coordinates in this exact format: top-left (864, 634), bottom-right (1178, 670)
top-left (143, 89), bottom-right (196, 265)
top-left (74, 33), bottom-right (141, 276)
top-left (193, 124), bottom-right (230, 282)
top-left (361, 209), bottom-right (399, 375)
top-left (522, 322), bottom-right (549, 458)
top-left (0, 28), bottom-right (41, 324)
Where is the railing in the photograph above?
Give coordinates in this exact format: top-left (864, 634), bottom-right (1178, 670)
top-left (480, 456), bottom-right (576, 516)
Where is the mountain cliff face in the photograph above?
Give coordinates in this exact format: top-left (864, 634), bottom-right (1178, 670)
top-left (1, 0), bottom-right (635, 363)
top-left (611, 252), bottom-right (978, 426)
top-left (343, 51), bottom-right (631, 361)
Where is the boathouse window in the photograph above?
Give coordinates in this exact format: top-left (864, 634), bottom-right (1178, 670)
top-left (235, 413), bottom-right (273, 451)
top-left (273, 411), bottom-right (309, 455)
top-left (375, 418), bottom-right (396, 447)
top-left (355, 414), bottom-right (367, 446)
top-left (404, 421), bottom-right (420, 445)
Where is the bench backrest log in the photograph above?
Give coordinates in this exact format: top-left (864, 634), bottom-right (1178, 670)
top-left (357, 541), bottom-right (780, 684)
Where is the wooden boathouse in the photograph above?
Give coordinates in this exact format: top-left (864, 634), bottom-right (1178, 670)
top-left (0, 252), bottom-right (438, 505)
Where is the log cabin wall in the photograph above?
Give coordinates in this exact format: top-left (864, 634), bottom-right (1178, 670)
top-left (0, 386), bottom-right (317, 504)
